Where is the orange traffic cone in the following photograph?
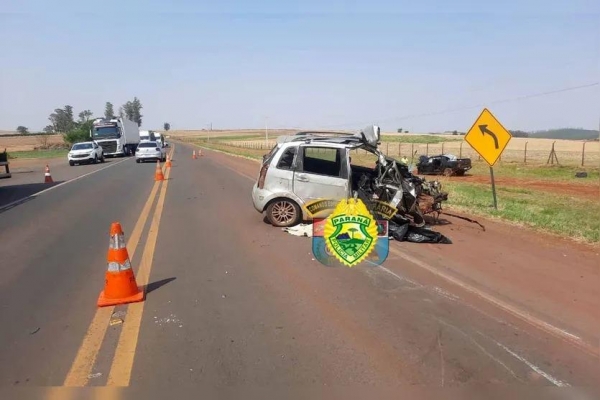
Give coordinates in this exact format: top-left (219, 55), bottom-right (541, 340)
top-left (97, 222), bottom-right (145, 307)
top-left (192, 150), bottom-right (197, 159)
top-left (44, 165), bottom-right (53, 183)
top-left (165, 153), bottom-right (172, 168)
top-left (155, 160), bottom-right (165, 181)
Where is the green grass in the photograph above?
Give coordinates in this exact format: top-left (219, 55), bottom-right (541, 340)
top-left (469, 162), bottom-right (600, 183)
top-left (8, 149), bottom-right (69, 159)
top-left (380, 135), bottom-right (462, 144)
top-left (444, 181), bottom-right (600, 243)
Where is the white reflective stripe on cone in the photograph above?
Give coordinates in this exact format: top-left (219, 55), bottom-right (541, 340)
top-left (107, 259), bottom-right (132, 272)
top-left (109, 234), bottom-right (127, 249)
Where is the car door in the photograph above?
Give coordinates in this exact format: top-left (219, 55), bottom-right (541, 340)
top-left (292, 145), bottom-right (350, 203)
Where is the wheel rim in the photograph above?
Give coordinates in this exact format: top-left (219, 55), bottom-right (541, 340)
top-left (271, 201), bottom-right (297, 225)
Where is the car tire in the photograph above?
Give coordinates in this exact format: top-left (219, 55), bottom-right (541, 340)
top-left (136, 159), bottom-right (141, 163)
top-left (101, 154), bottom-right (105, 163)
top-left (266, 199), bottom-right (301, 228)
top-left (69, 161), bottom-right (74, 166)
top-left (443, 168), bottom-right (453, 177)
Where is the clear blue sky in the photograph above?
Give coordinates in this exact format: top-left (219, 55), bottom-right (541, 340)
top-left (1, 0), bottom-right (598, 133)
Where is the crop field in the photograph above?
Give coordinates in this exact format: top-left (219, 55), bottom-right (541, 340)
top-left (0, 134), bottom-right (65, 152)
top-left (179, 129), bottom-right (599, 167)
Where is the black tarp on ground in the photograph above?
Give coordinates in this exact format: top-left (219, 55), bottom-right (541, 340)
top-left (388, 220), bottom-right (452, 244)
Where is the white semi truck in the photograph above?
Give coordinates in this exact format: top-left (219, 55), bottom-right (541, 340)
top-left (140, 130), bottom-right (165, 146)
top-left (91, 117), bottom-right (140, 157)
top-left (139, 130), bottom-right (157, 142)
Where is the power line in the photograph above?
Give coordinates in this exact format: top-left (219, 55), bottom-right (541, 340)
top-left (315, 82), bottom-right (600, 129)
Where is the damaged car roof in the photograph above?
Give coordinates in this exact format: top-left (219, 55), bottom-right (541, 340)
top-left (278, 125), bottom-right (381, 148)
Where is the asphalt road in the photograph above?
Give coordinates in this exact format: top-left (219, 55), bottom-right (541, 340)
top-left (0, 143), bottom-right (598, 399)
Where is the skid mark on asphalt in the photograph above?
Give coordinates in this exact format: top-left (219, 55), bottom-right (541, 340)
top-left (436, 318), bottom-right (524, 383)
top-left (106, 151), bottom-right (172, 387)
top-left (203, 146), bottom-right (599, 359)
top-left (62, 152), bottom-right (171, 387)
top-left (387, 247), bottom-right (598, 358)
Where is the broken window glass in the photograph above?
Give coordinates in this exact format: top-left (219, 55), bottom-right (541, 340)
top-left (277, 146), bottom-right (297, 170)
top-left (301, 147), bottom-right (342, 177)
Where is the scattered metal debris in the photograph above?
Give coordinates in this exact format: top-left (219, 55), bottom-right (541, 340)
top-left (154, 313), bottom-right (182, 326)
top-left (88, 373), bottom-right (102, 379)
top-left (29, 327), bottom-right (40, 335)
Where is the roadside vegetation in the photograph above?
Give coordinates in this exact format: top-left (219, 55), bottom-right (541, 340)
top-left (468, 162), bottom-right (599, 183)
top-left (8, 149), bottom-right (69, 159)
top-left (443, 181), bottom-right (600, 243)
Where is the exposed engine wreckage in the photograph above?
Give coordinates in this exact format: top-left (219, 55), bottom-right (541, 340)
top-left (351, 145), bottom-right (451, 244)
top-left (285, 126), bottom-right (452, 244)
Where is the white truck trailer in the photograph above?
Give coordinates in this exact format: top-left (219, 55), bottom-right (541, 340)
top-left (91, 117), bottom-right (140, 157)
top-left (139, 130), bottom-right (158, 142)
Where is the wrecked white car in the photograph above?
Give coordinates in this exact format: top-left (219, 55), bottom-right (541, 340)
top-left (251, 125), bottom-right (448, 229)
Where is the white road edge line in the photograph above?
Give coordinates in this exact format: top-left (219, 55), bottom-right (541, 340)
top-left (0, 158), bottom-right (130, 213)
top-left (491, 336), bottom-right (571, 387)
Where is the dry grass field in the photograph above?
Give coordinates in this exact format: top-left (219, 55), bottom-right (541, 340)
top-left (180, 130), bottom-right (599, 167)
top-left (0, 134), bottom-right (65, 152)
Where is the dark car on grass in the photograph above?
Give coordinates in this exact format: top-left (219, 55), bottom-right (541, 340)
top-left (416, 154), bottom-right (471, 176)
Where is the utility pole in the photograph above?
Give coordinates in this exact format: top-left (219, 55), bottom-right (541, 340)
top-left (265, 117), bottom-right (269, 148)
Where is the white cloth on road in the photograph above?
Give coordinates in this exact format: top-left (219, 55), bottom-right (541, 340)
top-left (282, 224), bottom-right (313, 237)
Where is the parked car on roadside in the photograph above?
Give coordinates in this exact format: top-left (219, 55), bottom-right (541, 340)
top-left (251, 126), bottom-right (448, 228)
top-left (68, 141), bottom-right (105, 166)
top-left (416, 154), bottom-right (472, 176)
top-left (135, 141), bottom-right (167, 163)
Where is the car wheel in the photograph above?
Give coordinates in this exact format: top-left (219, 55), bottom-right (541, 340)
top-left (69, 161), bottom-right (74, 166)
top-left (266, 199), bottom-right (301, 227)
top-left (101, 154), bottom-right (105, 163)
top-left (443, 168), bottom-right (453, 177)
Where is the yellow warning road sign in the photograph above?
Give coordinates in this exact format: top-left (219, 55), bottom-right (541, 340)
top-left (464, 108), bottom-right (512, 166)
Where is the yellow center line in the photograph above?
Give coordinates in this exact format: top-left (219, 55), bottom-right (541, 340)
top-left (105, 147), bottom-right (173, 387)
top-left (62, 165), bottom-right (163, 387)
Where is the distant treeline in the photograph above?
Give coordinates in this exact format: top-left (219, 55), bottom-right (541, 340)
top-left (509, 128), bottom-right (599, 140)
top-left (528, 128), bottom-right (599, 140)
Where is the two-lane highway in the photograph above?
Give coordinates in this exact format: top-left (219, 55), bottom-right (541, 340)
top-left (0, 154), bottom-right (161, 386)
top-left (0, 143), bottom-right (598, 398)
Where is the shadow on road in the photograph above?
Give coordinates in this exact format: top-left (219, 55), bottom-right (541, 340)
top-left (146, 277), bottom-right (176, 294)
top-left (0, 181), bottom-right (65, 213)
